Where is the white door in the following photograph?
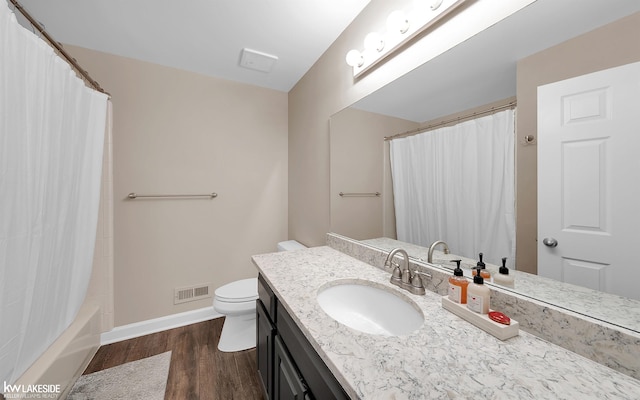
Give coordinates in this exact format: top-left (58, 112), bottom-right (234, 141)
top-left (538, 62), bottom-right (640, 301)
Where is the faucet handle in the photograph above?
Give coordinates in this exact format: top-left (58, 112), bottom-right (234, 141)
top-left (410, 274), bottom-right (423, 288)
top-left (391, 265), bottom-right (402, 281)
top-left (388, 257), bottom-right (403, 284)
top-left (408, 272), bottom-right (426, 295)
top-left (413, 270), bottom-right (432, 281)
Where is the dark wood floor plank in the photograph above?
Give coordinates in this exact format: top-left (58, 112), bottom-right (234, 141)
top-left (131, 328), bottom-right (170, 360)
top-left (214, 349), bottom-right (239, 399)
top-left (234, 350), bottom-right (263, 400)
top-left (166, 326), bottom-right (199, 400)
top-left (197, 343), bottom-right (216, 400)
top-left (82, 346), bottom-right (109, 374)
top-left (83, 339), bottom-right (130, 373)
top-left (82, 317), bottom-right (262, 399)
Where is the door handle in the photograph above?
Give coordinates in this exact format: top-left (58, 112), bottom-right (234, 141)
top-left (543, 237), bottom-right (558, 247)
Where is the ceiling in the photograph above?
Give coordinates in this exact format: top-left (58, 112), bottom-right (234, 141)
top-left (13, 0), bottom-right (370, 92)
top-left (11, 0), bottom-right (640, 117)
top-left (353, 0), bottom-right (640, 123)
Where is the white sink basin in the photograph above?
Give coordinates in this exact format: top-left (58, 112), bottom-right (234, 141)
top-left (316, 280), bottom-right (424, 336)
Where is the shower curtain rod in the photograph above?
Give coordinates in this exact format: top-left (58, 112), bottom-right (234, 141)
top-left (384, 100), bottom-right (516, 141)
top-left (9, 0), bottom-right (109, 96)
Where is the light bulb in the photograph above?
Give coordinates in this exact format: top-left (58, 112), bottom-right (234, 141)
top-left (345, 49), bottom-right (364, 67)
top-left (364, 32), bottom-right (385, 52)
top-left (387, 10), bottom-right (410, 34)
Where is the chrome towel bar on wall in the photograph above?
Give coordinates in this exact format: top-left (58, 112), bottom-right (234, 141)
top-left (339, 192), bottom-right (381, 197)
top-left (127, 192), bottom-right (218, 199)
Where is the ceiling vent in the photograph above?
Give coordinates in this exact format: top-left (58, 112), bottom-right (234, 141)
top-left (239, 48), bottom-right (278, 73)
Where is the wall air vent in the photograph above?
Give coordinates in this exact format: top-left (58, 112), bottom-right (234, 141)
top-left (174, 283), bottom-right (212, 305)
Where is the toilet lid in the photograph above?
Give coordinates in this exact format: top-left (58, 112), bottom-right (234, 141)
top-left (215, 278), bottom-right (258, 303)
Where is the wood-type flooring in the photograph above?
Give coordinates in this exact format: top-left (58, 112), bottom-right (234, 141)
top-left (82, 318), bottom-right (263, 399)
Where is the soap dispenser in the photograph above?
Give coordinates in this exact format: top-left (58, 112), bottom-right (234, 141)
top-left (467, 266), bottom-right (491, 314)
top-left (448, 260), bottom-right (469, 304)
top-left (493, 257), bottom-right (515, 288)
top-left (472, 252), bottom-right (491, 281)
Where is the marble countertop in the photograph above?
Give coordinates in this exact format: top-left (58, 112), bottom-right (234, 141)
top-left (252, 246), bottom-right (640, 400)
top-left (362, 237), bottom-right (640, 333)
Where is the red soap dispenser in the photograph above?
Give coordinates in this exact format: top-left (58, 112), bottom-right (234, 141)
top-left (448, 260), bottom-right (469, 304)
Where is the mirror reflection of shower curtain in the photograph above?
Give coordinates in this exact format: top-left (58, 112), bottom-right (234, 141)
top-left (390, 109), bottom-right (515, 268)
top-left (0, 3), bottom-right (109, 385)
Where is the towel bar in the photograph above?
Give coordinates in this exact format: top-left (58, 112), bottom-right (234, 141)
top-left (127, 192), bottom-right (218, 199)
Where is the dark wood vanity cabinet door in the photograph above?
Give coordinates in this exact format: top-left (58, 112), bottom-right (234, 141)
top-left (277, 302), bottom-right (349, 400)
top-left (258, 273), bottom-right (276, 321)
top-left (259, 273), bottom-right (348, 400)
top-left (274, 335), bottom-right (309, 400)
top-left (257, 300), bottom-right (275, 399)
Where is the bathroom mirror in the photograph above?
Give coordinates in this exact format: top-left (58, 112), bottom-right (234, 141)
top-left (330, 0), bottom-right (640, 333)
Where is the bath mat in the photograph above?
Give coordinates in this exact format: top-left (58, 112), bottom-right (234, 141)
top-left (67, 351), bottom-right (171, 400)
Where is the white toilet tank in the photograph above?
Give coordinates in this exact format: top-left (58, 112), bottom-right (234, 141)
top-left (277, 240), bottom-right (306, 252)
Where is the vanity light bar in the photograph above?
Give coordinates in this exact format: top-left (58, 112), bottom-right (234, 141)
top-left (346, 0), bottom-right (467, 78)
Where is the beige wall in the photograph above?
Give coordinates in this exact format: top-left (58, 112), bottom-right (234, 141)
top-left (66, 46), bottom-right (288, 326)
top-left (329, 108), bottom-right (418, 239)
top-left (515, 12), bottom-right (640, 274)
top-left (289, 0), bottom-right (535, 246)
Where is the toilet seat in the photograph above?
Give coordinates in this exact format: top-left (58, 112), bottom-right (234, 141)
top-left (214, 278), bottom-right (258, 303)
top-left (213, 242), bottom-right (306, 352)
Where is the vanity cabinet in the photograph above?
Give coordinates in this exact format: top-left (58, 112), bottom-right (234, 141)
top-left (273, 335), bottom-right (309, 399)
top-left (257, 300), bottom-right (275, 399)
top-left (257, 273), bottom-right (348, 400)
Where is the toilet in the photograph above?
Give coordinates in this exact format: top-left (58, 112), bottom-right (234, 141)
top-left (214, 240), bottom-right (307, 352)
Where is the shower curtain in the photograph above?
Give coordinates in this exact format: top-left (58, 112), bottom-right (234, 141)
top-left (0, 2), bottom-right (109, 385)
top-left (390, 109), bottom-right (515, 267)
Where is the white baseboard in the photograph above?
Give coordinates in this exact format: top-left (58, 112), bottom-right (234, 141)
top-left (100, 307), bottom-right (223, 345)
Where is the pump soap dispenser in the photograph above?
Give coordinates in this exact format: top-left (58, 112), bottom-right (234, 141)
top-left (467, 266), bottom-right (491, 314)
top-left (493, 257), bottom-right (515, 288)
top-left (472, 252), bottom-right (491, 281)
top-left (448, 260), bottom-right (469, 304)
top-left (442, 265), bottom-right (520, 340)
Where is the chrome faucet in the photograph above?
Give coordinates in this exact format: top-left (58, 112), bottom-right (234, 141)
top-left (428, 240), bottom-right (450, 264)
top-left (384, 248), bottom-right (426, 295)
top-left (385, 248), bottom-right (409, 284)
